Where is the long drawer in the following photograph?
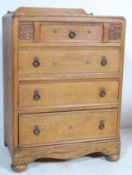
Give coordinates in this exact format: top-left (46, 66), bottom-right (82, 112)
top-left (19, 80), bottom-right (118, 112)
top-left (19, 47), bottom-right (120, 76)
top-left (19, 109), bottom-right (118, 147)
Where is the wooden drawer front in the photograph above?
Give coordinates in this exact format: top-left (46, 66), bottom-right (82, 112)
top-left (19, 48), bottom-right (120, 76)
top-left (18, 21), bottom-right (123, 43)
top-left (19, 81), bottom-right (118, 110)
top-left (38, 23), bottom-right (103, 42)
top-left (19, 110), bottom-right (117, 147)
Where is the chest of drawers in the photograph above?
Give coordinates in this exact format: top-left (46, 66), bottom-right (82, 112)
top-left (3, 7), bottom-right (126, 172)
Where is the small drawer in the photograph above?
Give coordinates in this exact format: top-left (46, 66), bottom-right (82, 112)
top-left (18, 22), bottom-right (123, 43)
top-left (19, 22), bottom-right (103, 43)
top-left (19, 80), bottom-right (118, 112)
top-left (19, 47), bottom-right (120, 77)
top-left (38, 22), bottom-right (103, 43)
top-left (19, 109), bottom-right (118, 147)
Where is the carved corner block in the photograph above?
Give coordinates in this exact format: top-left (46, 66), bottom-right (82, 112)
top-left (109, 24), bottom-right (122, 41)
top-left (19, 23), bottom-right (34, 40)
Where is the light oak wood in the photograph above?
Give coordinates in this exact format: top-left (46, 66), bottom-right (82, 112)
top-left (19, 73), bottom-right (120, 82)
top-left (18, 102), bottom-right (118, 114)
top-left (19, 42), bottom-right (121, 47)
top-left (19, 80), bottom-right (118, 111)
top-left (11, 163), bottom-right (27, 173)
top-left (19, 110), bottom-right (118, 147)
top-left (14, 7), bottom-right (88, 16)
top-left (12, 139), bottom-right (120, 165)
top-left (19, 47), bottom-right (120, 76)
top-left (37, 22), bottom-right (103, 43)
top-left (3, 7), bottom-right (125, 172)
top-left (18, 16), bottom-right (125, 24)
top-left (105, 154), bottom-right (120, 161)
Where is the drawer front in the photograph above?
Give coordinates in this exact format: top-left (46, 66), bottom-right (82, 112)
top-left (19, 22), bottom-right (123, 43)
top-left (19, 48), bottom-right (120, 76)
top-left (19, 110), bottom-right (117, 147)
top-left (19, 80), bottom-right (118, 110)
top-left (38, 23), bottom-right (103, 42)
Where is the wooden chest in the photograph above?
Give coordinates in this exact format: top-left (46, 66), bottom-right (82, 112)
top-left (3, 7), bottom-right (126, 172)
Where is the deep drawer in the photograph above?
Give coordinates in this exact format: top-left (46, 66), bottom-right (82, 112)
top-left (19, 109), bottom-right (118, 147)
top-left (19, 47), bottom-right (120, 76)
top-left (19, 80), bottom-right (118, 112)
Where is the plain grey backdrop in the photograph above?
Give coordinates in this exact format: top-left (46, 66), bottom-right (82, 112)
top-left (0, 0), bottom-right (132, 130)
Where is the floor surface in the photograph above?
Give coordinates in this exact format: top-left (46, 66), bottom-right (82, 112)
top-left (0, 128), bottom-right (132, 175)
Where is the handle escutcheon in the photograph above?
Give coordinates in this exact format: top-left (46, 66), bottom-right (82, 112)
top-left (69, 31), bottom-right (76, 39)
top-left (33, 90), bottom-right (41, 101)
top-left (33, 57), bottom-right (40, 68)
top-left (101, 56), bottom-right (107, 66)
top-left (33, 125), bottom-right (40, 136)
top-left (99, 120), bottom-right (105, 130)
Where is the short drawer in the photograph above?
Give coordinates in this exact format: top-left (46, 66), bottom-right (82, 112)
top-left (19, 110), bottom-right (118, 147)
top-left (19, 80), bottom-right (118, 111)
top-left (19, 47), bottom-right (120, 76)
top-left (37, 22), bottom-right (103, 43)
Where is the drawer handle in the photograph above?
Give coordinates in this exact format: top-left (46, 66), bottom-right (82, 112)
top-left (101, 56), bottom-right (107, 66)
top-left (99, 89), bottom-right (106, 97)
top-left (33, 90), bottom-right (41, 101)
top-left (88, 30), bottom-right (91, 33)
top-left (33, 57), bottom-right (40, 67)
top-left (69, 31), bottom-right (76, 39)
top-left (33, 125), bottom-right (40, 136)
top-left (99, 120), bottom-right (105, 130)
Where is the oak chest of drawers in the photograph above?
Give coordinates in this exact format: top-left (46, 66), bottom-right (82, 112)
top-left (3, 7), bottom-right (126, 172)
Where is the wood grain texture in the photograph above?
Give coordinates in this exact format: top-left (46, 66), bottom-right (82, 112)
top-left (37, 22), bottom-right (103, 43)
top-left (12, 17), bottom-right (19, 147)
top-left (19, 80), bottom-right (118, 112)
top-left (116, 20), bottom-right (126, 137)
top-left (3, 7), bottom-right (125, 172)
top-left (19, 42), bottom-right (121, 47)
top-left (18, 102), bottom-right (118, 114)
top-left (19, 109), bottom-right (118, 147)
top-left (14, 7), bottom-right (88, 16)
top-left (13, 139), bottom-right (120, 165)
top-left (19, 47), bottom-right (120, 76)
top-left (18, 16), bottom-right (125, 24)
top-left (19, 73), bottom-right (120, 82)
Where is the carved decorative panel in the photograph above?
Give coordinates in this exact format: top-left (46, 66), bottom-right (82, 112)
top-left (19, 23), bottom-right (34, 40)
top-left (109, 24), bottom-right (122, 41)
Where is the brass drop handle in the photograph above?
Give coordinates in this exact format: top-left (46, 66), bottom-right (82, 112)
top-left (69, 31), bottom-right (76, 39)
top-left (99, 120), bottom-right (105, 130)
top-left (101, 56), bottom-right (107, 66)
top-left (99, 89), bottom-right (106, 97)
top-left (33, 57), bottom-right (40, 67)
top-left (33, 125), bottom-right (40, 136)
top-left (33, 90), bottom-right (40, 101)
